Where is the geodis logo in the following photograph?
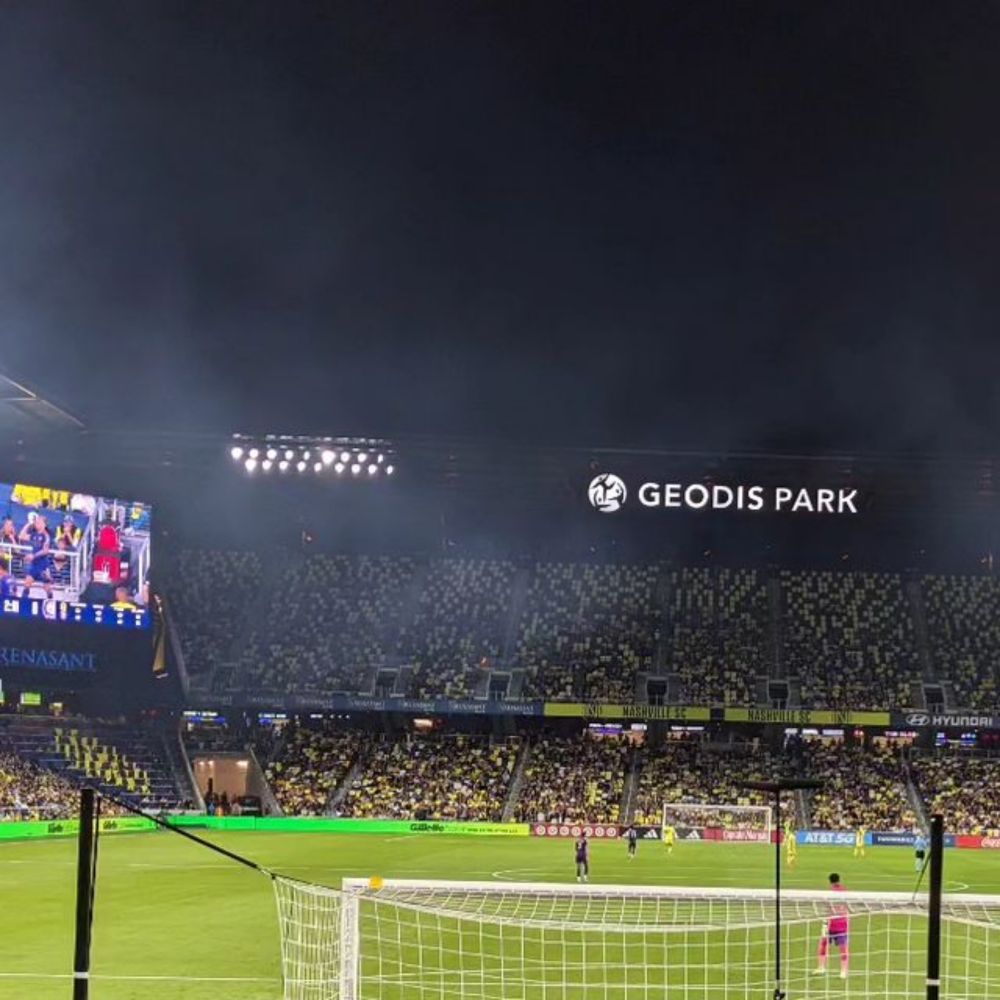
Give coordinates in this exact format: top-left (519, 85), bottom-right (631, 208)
top-left (587, 474), bottom-right (627, 513)
top-left (586, 474), bottom-right (859, 515)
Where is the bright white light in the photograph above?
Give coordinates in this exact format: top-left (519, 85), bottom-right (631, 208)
top-left (321, 449), bottom-right (335, 464)
top-left (377, 453), bottom-right (385, 463)
top-left (358, 452), bottom-right (368, 463)
top-left (367, 464), bottom-right (378, 475)
top-left (314, 462), bottom-right (323, 473)
top-left (245, 457), bottom-right (257, 473)
top-left (350, 463), bottom-right (361, 475)
top-left (297, 461), bottom-right (307, 472)
top-left (302, 450), bottom-right (311, 461)
top-left (249, 448), bottom-right (259, 459)
top-left (266, 448), bottom-right (278, 460)
top-left (340, 451), bottom-right (350, 463)
top-left (334, 462), bottom-right (345, 474)
top-left (386, 464), bottom-right (395, 475)
top-left (279, 460), bottom-right (289, 471)
top-left (284, 449), bottom-right (294, 461)
top-left (230, 446), bottom-right (244, 461)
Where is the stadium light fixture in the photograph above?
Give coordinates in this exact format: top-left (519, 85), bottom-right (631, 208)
top-left (230, 434), bottom-right (396, 480)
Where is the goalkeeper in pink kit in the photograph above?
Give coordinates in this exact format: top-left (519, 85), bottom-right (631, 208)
top-left (814, 873), bottom-right (849, 979)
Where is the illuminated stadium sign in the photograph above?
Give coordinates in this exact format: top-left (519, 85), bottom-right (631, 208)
top-left (587, 475), bottom-right (859, 515)
top-left (0, 480), bottom-right (151, 630)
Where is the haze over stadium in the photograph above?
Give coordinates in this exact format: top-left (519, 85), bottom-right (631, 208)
top-left (3, 3), bottom-right (1000, 999)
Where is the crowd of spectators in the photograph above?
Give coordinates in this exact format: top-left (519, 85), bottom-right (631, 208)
top-left (0, 750), bottom-right (80, 819)
top-left (265, 725), bottom-right (364, 815)
top-left (168, 549), bottom-right (262, 675)
top-left (782, 571), bottom-right (916, 710)
top-left (240, 554), bottom-right (414, 695)
top-left (910, 751), bottom-right (1000, 834)
top-left (922, 575), bottom-right (1000, 709)
top-left (514, 733), bottom-right (630, 824)
top-left (399, 559), bottom-right (515, 698)
top-left (340, 734), bottom-right (520, 821)
top-left (517, 562), bottom-right (660, 702)
top-left (666, 568), bottom-right (766, 706)
top-left (803, 739), bottom-right (915, 831)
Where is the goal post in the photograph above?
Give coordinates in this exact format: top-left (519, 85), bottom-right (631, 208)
top-left (270, 876), bottom-right (1000, 999)
top-left (661, 801), bottom-right (773, 842)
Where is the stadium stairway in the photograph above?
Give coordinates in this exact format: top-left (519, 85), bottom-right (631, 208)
top-left (620, 748), bottom-right (640, 822)
top-left (902, 757), bottom-right (930, 831)
top-left (501, 739), bottom-right (532, 822)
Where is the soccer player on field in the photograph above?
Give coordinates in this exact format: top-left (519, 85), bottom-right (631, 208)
top-left (785, 824), bottom-right (797, 868)
top-left (814, 873), bottom-right (849, 979)
top-left (914, 830), bottom-right (928, 873)
top-left (575, 833), bottom-right (590, 883)
top-left (854, 827), bottom-right (866, 858)
top-left (626, 825), bottom-right (638, 860)
top-left (663, 823), bottom-right (676, 854)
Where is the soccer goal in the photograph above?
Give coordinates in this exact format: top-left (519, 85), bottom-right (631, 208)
top-left (272, 877), bottom-right (1000, 999)
top-left (661, 801), bottom-right (773, 842)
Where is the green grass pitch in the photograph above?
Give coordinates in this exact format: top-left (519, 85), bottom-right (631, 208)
top-left (1, 831), bottom-right (998, 999)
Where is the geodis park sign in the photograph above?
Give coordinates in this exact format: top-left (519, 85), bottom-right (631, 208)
top-left (587, 475), bottom-right (859, 515)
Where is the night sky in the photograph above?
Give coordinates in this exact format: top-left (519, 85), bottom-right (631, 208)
top-left (2, 2), bottom-right (999, 453)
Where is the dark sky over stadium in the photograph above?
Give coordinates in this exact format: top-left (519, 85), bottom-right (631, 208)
top-left (1, 2), bottom-right (999, 453)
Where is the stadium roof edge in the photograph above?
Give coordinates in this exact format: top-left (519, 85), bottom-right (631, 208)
top-left (0, 370), bottom-right (86, 434)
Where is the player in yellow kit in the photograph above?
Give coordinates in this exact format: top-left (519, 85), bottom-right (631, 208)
top-left (854, 827), bottom-right (866, 858)
top-left (663, 824), bottom-right (676, 855)
top-left (785, 824), bottom-right (798, 868)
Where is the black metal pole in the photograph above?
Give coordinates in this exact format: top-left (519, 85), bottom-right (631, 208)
top-left (72, 788), bottom-right (97, 1000)
top-left (926, 814), bottom-right (944, 1000)
top-left (773, 788), bottom-right (784, 1000)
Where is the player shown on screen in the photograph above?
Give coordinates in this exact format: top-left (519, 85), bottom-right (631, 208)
top-left (575, 833), bottom-right (590, 883)
top-left (785, 824), bottom-right (797, 868)
top-left (0, 564), bottom-right (18, 601)
top-left (854, 827), bottom-right (866, 858)
top-left (0, 517), bottom-right (17, 570)
top-left (626, 825), bottom-right (637, 860)
top-left (814, 873), bottom-right (849, 979)
top-left (19, 513), bottom-right (54, 597)
top-left (914, 830), bottom-right (928, 873)
top-left (663, 823), bottom-right (676, 855)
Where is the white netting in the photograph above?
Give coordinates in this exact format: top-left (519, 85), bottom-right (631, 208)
top-left (662, 802), bottom-right (773, 842)
top-left (273, 877), bottom-right (1000, 1000)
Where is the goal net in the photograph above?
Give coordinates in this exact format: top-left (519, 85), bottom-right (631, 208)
top-left (272, 877), bottom-right (1000, 999)
top-left (661, 802), bottom-right (773, 842)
